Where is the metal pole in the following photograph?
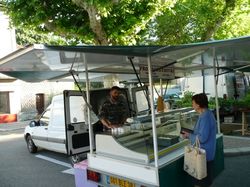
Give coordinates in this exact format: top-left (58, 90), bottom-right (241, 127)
top-left (212, 48), bottom-right (221, 133)
top-left (160, 79), bottom-right (163, 97)
top-left (84, 55), bottom-right (94, 154)
top-left (201, 54), bottom-right (205, 93)
top-left (147, 55), bottom-right (159, 167)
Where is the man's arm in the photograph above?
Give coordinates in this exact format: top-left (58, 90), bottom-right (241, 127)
top-left (98, 102), bottom-right (111, 128)
top-left (100, 118), bottom-right (111, 128)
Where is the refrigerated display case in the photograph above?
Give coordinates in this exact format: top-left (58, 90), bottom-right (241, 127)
top-left (94, 108), bottom-right (193, 165)
top-left (84, 108), bottom-right (224, 187)
top-left (64, 89), bottom-right (224, 187)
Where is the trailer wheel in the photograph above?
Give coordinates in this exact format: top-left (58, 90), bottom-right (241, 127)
top-left (70, 153), bottom-right (87, 166)
top-left (70, 155), bottom-right (80, 165)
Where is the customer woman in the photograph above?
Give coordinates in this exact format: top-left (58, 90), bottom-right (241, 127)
top-left (182, 93), bottom-right (217, 187)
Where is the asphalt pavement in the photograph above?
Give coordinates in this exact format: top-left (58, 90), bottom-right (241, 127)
top-left (1, 121), bottom-right (250, 157)
top-left (1, 121), bottom-right (250, 187)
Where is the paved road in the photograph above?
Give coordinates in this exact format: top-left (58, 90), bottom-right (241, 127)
top-left (2, 131), bottom-right (250, 187)
top-left (212, 154), bottom-right (250, 187)
top-left (1, 122), bottom-right (250, 187)
top-left (0, 131), bottom-right (75, 187)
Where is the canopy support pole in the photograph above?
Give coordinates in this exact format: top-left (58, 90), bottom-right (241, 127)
top-left (147, 55), bottom-right (159, 168)
top-left (160, 79), bottom-right (163, 97)
top-left (213, 48), bottom-right (221, 133)
top-left (84, 55), bottom-right (94, 154)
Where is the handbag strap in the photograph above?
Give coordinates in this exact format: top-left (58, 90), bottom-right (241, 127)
top-left (195, 136), bottom-right (201, 148)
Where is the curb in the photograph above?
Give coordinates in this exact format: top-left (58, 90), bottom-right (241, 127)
top-left (0, 121), bottom-right (29, 132)
top-left (0, 127), bottom-right (25, 132)
top-left (224, 147), bottom-right (250, 157)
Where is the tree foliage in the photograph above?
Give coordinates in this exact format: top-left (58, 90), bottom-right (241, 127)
top-left (1, 0), bottom-right (250, 46)
top-left (1, 0), bottom-right (175, 45)
top-left (147, 0), bottom-right (250, 45)
top-left (175, 91), bottom-right (194, 108)
top-left (215, 0), bottom-right (250, 39)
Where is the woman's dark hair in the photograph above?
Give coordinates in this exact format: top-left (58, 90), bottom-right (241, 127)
top-left (192, 93), bottom-right (208, 108)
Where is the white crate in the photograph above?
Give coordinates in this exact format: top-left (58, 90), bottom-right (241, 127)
top-left (224, 116), bottom-right (234, 123)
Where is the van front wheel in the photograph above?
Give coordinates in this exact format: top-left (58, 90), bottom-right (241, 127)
top-left (26, 135), bottom-right (38, 153)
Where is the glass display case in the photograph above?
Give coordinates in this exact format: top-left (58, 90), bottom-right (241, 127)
top-left (95, 108), bottom-right (195, 164)
top-left (180, 110), bottom-right (199, 132)
top-left (86, 108), bottom-right (224, 187)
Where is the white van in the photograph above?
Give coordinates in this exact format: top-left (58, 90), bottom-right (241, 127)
top-left (24, 92), bottom-right (94, 163)
top-left (24, 95), bottom-right (66, 154)
top-left (24, 88), bottom-right (147, 162)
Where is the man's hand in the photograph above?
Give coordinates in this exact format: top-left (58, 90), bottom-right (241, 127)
top-left (181, 131), bottom-right (190, 139)
top-left (101, 119), bottom-right (112, 128)
top-left (100, 119), bottom-right (124, 129)
top-left (110, 124), bottom-right (122, 128)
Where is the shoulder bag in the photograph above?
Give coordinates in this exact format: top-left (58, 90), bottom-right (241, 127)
top-left (183, 136), bottom-right (207, 180)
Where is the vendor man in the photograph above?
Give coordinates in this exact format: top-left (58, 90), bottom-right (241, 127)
top-left (98, 86), bottom-right (129, 129)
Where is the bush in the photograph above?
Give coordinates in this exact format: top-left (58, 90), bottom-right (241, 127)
top-left (175, 91), bottom-right (194, 108)
top-left (209, 90), bottom-right (250, 110)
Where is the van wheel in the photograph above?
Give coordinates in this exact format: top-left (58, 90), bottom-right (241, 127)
top-left (26, 135), bottom-right (37, 153)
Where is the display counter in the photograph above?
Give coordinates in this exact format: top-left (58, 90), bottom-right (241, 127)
top-left (95, 108), bottom-right (195, 164)
top-left (80, 108), bottom-right (224, 187)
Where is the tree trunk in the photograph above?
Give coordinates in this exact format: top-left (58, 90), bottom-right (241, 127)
top-left (72, 0), bottom-right (109, 45)
top-left (201, 0), bottom-right (236, 41)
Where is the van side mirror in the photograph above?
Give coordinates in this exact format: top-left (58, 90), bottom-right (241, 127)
top-left (29, 121), bottom-right (39, 127)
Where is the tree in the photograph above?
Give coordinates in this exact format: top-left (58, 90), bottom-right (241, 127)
top-left (147, 0), bottom-right (250, 45)
top-left (1, 0), bottom-right (176, 45)
top-left (215, 0), bottom-right (250, 39)
top-left (2, 0), bottom-right (249, 46)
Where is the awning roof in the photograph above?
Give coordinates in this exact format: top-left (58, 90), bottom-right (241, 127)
top-left (0, 36), bottom-right (250, 82)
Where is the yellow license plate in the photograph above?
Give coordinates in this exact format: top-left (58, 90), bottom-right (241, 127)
top-left (108, 176), bottom-right (135, 187)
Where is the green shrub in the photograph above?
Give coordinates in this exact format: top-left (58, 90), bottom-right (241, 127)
top-left (175, 91), bottom-right (194, 108)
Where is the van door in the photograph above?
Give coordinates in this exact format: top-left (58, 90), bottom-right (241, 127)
top-left (63, 90), bottom-right (91, 156)
top-left (47, 96), bottom-right (66, 154)
top-left (31, 108), bottom-right (50, 149)
top-left (131, 86), bottom-right (150, 115)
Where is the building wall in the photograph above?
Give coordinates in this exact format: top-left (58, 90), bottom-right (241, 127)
top-left (0, 11), bottom-right (16, 58)
top-left (0, 79), bottom-right (74, 120)
top-left (181, 73), bottom-right (249, 100)
top-left (182, 75), bottom-right (227, 98)
top-left (17, 80), bottom-right (74, 120)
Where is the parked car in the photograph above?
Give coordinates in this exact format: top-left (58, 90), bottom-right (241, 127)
top-left (163, 93), bottom-right (180, 101)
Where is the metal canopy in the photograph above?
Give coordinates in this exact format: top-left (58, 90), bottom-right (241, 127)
top-left (0, 36), bottom-right (250, 82)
